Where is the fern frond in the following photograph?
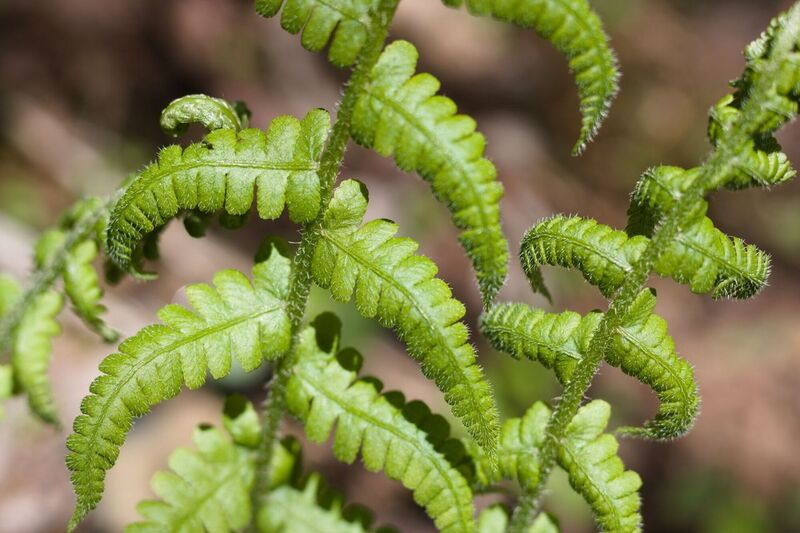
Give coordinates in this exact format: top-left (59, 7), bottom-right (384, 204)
top-left (126, 426), bottom-right (255, 532)
top-left (658, 215), bottom-right (771, 299)
top-left (63, 240), bottom-right (118, 342)
top-left (287, 317), bottom-right (476, 532)
top-left (312, 179), bottom-right (499, 457)
top-left (522, 214), bottom-right (770, 300)
top-left (254, 0), bottom-right (375, 67)
top-left (481, 294), bottom-right (699, 440)
top-left (443, 0), bottom-right (620, 154)
top-left (351, 40), bottom-right (508, 306)
top-left (258, 475), bottom-right (371, 533)
top-left (66, 250), bottom-right (293, 529)
top-left (11, 290), bottom-right (64, 425)
top-left (477, 506), bottom-right (559, 533)
top-left (160, 94), bottom-right (251, 137)
top-left (107, 109), bottom-right (330, 273)
top-left (559, 400), bottom-right (642, 532)
top-left (520, 215), bottom-right (648, 297)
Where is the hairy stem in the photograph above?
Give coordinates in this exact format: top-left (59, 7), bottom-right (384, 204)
top-left (251, 0), bottom-right (400, 511)
top-left (0, 197), bottom-right (113, 359)
top-left (508, 12), bottom-right (800, 528)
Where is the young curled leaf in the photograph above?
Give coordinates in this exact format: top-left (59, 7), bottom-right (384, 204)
top-left (160, 94), bottom-right (251, 137)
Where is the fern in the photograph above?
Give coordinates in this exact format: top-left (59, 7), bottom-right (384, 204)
top-left (66, 249), bottom-right (292, 529)
top-left (521, 214), bottom-right (771, 300)
top-left (106, 110), bottom-right (330, 274)
top-left (0, 0), bottom-right (790, 531)
top-left (160, 94), bottom-right (251, 137)
top-left (558, 401), bottom-right (642, 532)
top-left (128, 396), bottom-right (267, 532)
top-left (312, 179), bottom-right (499, 457)
top-left (286, 315), bottom-right (476, 532)
top-left (12, 290), bottom-right (64, 425)
top-left (443, 0), bottom-right (620, 154)
top-left (351, 40), bottom-right (508, 305)
top-left (254, 0), bottom-right (375, 67)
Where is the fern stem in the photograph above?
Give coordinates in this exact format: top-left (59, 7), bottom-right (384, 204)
top-left (509, 10), bottom-right (800, 528)
top-left (251, 0), bottom-right (400, 511)
top-left (0, 197), bottom-right (112, 358)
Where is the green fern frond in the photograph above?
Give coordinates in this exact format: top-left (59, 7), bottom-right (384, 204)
top-left (351, 40), bottom-right (508, 306)
top-left (126, 426), bottom-right (255, 532)
top-left (258, 474), bottom-right (372, 533)
top-left (107, 109), bottom-right (330, 273)
top-left (11, 290), bottom-right (64, 425)
top-left (312, 179), bottom-right (499, 458)
top-left (63, 240), bottom-right (118, 342)
top-left (286, 317), bottom-right (476, 532)
top-left (0, 365), bottom-right (12, 420)
top-left (254, 0), bottom-right (375, 67)
top-left (522, 214), bottom-right (770, 300)
top-left (443, 0), bottom-right (620, 154)
top-left (160, 94), bottom-right (251, 137)
top-left (66, 250), bottom-right (292, 530)
top-left (481, 293), bottom-right (699, 440)
top-left (559, 400), bottom-right (642, 532)
top-left (520, 215), bottom-right (648, 297)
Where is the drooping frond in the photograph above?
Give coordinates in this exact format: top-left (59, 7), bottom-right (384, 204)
top-left (521, 214), bottom-right (770, 300)
top-left (312, 179), bottom-right (499, 457)
top-left (481, 294), bottom-right (699, 440)
top-left (258, 475), bottom-right (371, 533)
top-left (160, 94), bottom-right (251, 137)
top-left (11, 290), bottom-right (63, 425)
top-left (254, 0), bottom-right (376, 67)
top-left (443, 0), bottom-right (620, 154)
top-left (351, 40), bottom-right (508, 306)
top-left (559, 401), bottom-right (642, 532)
top-left (63, 241), bottom-right (118, 342)
top-left (520, 215), bottom-right (648, 297)
top-left (126, 425), bottom-right (256, 532)
top-left (480, 303), bottom-right (599, 384)
top-left (286, 317), bottom-right (476, 532)
top-left (477, 506), bottom-right (559, 533)
top-left (66, 250), bottom-right (292, 530)
top-left (107, 109), bottom-right (330, 273)
top-left (609, 290), bottom-right (699, 439)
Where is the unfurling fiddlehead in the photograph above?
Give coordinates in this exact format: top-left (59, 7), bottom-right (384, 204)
top-left (0, 0), bottom-right (794, 531)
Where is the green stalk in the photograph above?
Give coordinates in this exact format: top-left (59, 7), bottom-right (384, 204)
top-left (251, 0), bottom-right (401, 511)
top-left (508, 6), bottom-right (800, 529)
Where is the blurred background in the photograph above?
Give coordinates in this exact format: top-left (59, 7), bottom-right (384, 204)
top-left (1, 0), bottom-right (799, 531)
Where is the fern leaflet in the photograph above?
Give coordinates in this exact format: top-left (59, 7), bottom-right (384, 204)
top-left (106, 110), bottom-right (330, 274)
top-left (254, 0), bottom-right (375, 67)
top-left (11, 290), bottom-right (63, 425)
top-left (287, 316), bottom-right (475, 532)
top-left (66, 249), bottom-right (292, 529)
top-left (160, 94), bottom-right (251, 137)
top-left (312, 179), bottom-right (499, 457)
top-left (443, 0), bottom-right (619, 153)
top-left (482, 291), bottom-right (699, 440)
top-left (352, 40), bottom-right (508, 306)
